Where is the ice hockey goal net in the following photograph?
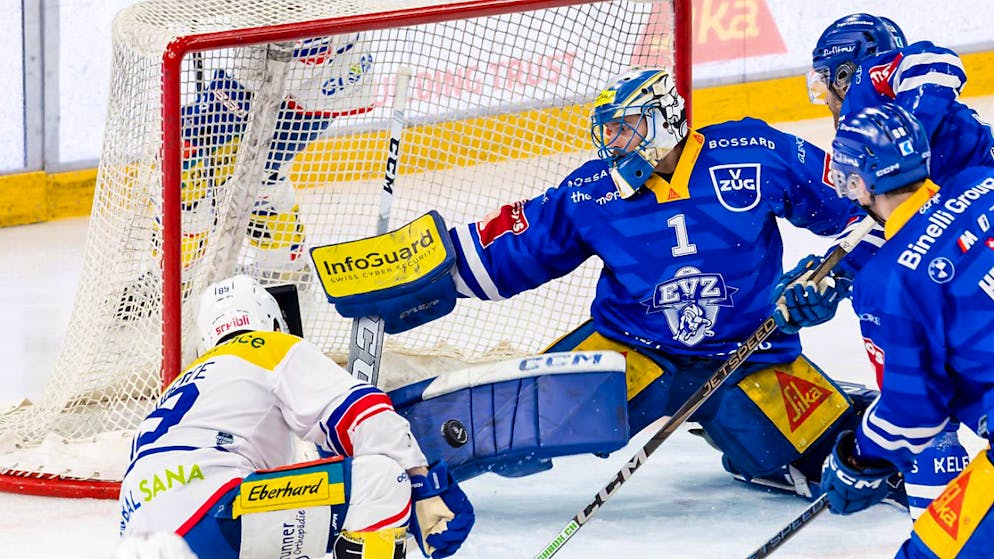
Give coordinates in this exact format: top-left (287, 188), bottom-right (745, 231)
top-left (0, 0), bottom-right (691, 498)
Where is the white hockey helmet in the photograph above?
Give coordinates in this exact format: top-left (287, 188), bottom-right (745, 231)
top-left (195, 274), bottom-right (289, 355)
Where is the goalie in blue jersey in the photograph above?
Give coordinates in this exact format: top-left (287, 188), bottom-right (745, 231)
top-left (327, 67), bottom-right (904, 506)
top-left (817, 103), bottom-right (994, 559)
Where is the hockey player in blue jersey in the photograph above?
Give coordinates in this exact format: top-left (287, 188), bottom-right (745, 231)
top-left (321, 67), bottom-right (897, 504)
top-left (817, 103), bottom-right (994, 558)
top-left (796, 13), bottom-right (991, 518)
top-left (808, 13), bottom-right (994, 186)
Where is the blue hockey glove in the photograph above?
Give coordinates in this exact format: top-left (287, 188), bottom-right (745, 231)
top-left (821, 431), bottom-right (897, 515)
top-left (409, 461), bottom-right (475, 558)
top-left (772, 254), bottom-right (852, 334)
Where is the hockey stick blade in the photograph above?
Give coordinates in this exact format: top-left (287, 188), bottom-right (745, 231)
top-left (745, 494), bottom-right (828, 559)
top-left (345, 67), bottom-right (413, 386)
top-left (532, 216), bottom-right (876, 559)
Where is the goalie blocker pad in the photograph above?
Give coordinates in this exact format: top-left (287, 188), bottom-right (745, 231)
top-left (310, 211), bottom-right (457, 334)
top-left (389, 351), bottom-right (630, 481)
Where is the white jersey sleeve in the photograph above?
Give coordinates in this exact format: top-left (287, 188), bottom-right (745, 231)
top-left (273, 338), bottom-right (428, 470)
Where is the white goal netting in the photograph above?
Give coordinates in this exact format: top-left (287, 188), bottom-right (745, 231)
top-left (0, 0), bottom-right (687, 495)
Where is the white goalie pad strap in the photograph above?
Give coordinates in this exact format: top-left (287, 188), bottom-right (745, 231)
top-left (239, 506), bottom-right (331, 559)
top-left (421, 350), bottom-right (626, 400)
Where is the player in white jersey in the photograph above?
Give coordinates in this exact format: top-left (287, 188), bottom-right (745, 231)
top-left (116, 275), bottom-right (474, 559)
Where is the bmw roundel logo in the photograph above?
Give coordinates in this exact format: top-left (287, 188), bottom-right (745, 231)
top-left (927, 257), bottom-right (955, 284)
top-left (441, 419), bottom-right (469, 448)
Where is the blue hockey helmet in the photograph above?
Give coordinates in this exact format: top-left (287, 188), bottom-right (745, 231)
top-left (590, 67), bottom-right (687, 198)
top-left (830, 104), bottom-right (930, 199)
top-left (809, 14), bottom-right (906, 104)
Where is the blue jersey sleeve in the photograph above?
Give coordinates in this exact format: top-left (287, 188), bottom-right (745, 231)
top-left (763, 126), bottom-right (884, 275)
top-left (845, 42), bottom-right (964, 136)
top-left (843, 42), bottom-right (994, 186)
top-left (776, 133), bottom-right (863, 233)
top-left (853, 268), bottom-right (954, 472)
top-left (449, 162), bottom-right (599, 300)
top-left (891, 42), bottom-right (965, 140)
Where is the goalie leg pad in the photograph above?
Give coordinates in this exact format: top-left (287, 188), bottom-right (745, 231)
top-left (389, 351), bottom-right (630, 481)
top-left (333, 527), bottom-right (407, 559)
top-left (182, 455), bottom-right (411, 558)
top-left (698, 354), bottom-right (854, 479)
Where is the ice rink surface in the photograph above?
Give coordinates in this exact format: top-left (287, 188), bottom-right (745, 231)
top-left (2, 99), bottom-right (994, 557)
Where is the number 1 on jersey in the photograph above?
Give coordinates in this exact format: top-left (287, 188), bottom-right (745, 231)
top-left (667, 213), bottom-right (697, 256)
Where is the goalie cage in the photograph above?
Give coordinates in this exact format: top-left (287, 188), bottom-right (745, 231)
top-left (0, 0), bottom-right (691, 498)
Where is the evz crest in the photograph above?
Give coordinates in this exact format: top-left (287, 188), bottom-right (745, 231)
top-left (641, 266), bottom-right (737, 347)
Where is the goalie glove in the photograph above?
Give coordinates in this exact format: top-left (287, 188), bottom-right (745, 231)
top-left (821, 430), bottom-right (897, 515)
top-left (771, 254), bottom-right (852, 334)
top-left (409, 461), bottom-right (475, 558)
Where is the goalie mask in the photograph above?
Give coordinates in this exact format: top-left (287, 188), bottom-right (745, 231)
top-left (809, 14), bottom-right (906, 105)
top-left (196, 274), bottom-right (290, 355)
top-left (829, 104), bottom-right (930, 200)
top-left (590, 68), bottom-right (687, 198)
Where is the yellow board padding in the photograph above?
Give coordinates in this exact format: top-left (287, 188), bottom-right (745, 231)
top-left (4, 48), bottom-right (994, 227)
top-left (692, 50), bottom-right (994, 127)
top-left (288, 103), bottom-right (591, 188)
top-left (0, 168), bottom-right (96, 227)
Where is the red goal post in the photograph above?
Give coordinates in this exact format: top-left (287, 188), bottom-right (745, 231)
top-left (0, 0), bottom-right (691, 499)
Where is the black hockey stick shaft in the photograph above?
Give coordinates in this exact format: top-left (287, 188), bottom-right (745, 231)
top-left (346, 68), bottom-right (412, 386)
top-left (533, 216), bottom-right (877, 559)
top-left (745, 494), bottom-right (828, 559)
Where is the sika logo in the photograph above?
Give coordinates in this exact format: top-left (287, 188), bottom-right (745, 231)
top-left (776, 370), bottom-right (829, 431)
top-left (927, 470), bottom-right (970, 539)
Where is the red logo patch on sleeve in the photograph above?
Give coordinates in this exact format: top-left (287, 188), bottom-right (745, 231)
top-left (476, 200), bottom-right (529, 248)
top-left (821, 152), bottom-right (834, 189)
top-left (869, 53), bottom-right (903, 99)
top-left (863, 337), bottom-right (885, 388)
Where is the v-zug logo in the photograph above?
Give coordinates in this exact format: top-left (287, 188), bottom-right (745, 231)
top-left (709, 163), bottom-right (762, 212)
top-left (641, 266), bottom-right (737, 347)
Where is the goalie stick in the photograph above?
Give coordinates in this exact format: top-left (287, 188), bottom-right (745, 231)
top-left (744, 494), bottom-right (828, 559)
top-left (532, 216), bottom-right (878, 559)
top-left (346, 67), bottom-right (413, 386)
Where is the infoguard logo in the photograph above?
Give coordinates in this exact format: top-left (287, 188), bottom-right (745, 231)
top-left (311, 213), bottom-right (449, 299)
top-left (321, 228), bottom-right (436, 276)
